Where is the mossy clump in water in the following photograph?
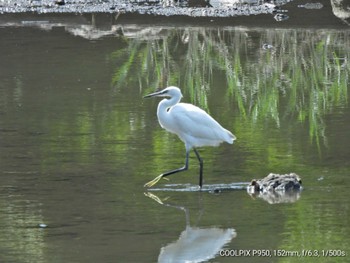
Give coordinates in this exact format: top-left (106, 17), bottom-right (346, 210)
top-left (247, 173), bottom-right (302, 204)
top-left (248, 173), bottom-right (302, 193)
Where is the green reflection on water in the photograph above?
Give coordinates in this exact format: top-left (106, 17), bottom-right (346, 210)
top-left (0, 24), bottom-right (349, 263)
top-left (112, 27), bottom-right (349, 152)
top-left (109, 28), bottom-right (350, 262)
top-left (278, 184), bottom-right (350, 263)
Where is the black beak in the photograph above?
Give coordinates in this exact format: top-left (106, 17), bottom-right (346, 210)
top-left (144, 90), bottom-right (165, 98)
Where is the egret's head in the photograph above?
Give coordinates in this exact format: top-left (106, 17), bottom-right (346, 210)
top-left (144, 86), bottom-right (183, 99)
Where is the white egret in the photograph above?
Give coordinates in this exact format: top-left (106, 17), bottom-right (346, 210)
top-left (144, 86), bottom-right (236, 188)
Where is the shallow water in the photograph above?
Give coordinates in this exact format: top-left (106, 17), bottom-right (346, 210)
top-left (0, 14), bottom-right (350, 263)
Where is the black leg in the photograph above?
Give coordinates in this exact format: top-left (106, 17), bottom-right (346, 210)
top-left (162, 150), bottom-right (189, 178)
top-left (144, 150), bottom-right (189, 187)
top-left (193, 148), bottom-right (203, 188)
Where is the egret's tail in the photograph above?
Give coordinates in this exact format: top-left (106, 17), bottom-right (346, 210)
top-left (225, 129), bottom-right (236, 144)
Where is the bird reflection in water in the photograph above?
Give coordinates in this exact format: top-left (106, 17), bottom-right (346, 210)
top-left (145, 192), bottom-right (236, 263)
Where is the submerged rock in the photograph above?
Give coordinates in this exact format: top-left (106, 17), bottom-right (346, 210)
top-left (297, 2), bottom-right (323, 9)
top-left (249, 172), bottom-right (302, 192)
top-left (247, 173), bottom-right (302, 204)
top-left (331, 0), bottom-right (350, 22)
top-left (274, 13), bottom-right (289, 21)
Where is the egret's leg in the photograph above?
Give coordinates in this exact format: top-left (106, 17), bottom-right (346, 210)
top-left (193, 148), bottom-right (203, 188)
top-left (144, 151), bottom-right (189, 188)
top-left (162, 150), bottom-right (189, 178)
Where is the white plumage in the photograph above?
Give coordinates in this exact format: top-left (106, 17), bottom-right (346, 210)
top-left (144, 86), bottom-right (236, 188)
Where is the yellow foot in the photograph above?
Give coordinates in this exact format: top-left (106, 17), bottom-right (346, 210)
top-left (144, 174), bottom-right (164, 188)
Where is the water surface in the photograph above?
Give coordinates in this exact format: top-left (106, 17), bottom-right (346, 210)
top-left (0, 15), bottom-right (349, 263)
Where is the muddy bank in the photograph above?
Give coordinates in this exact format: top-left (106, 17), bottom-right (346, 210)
top-left (0, 0), bottom-right (349, 28)
top-left (0, 0), bottom-right (285, 17)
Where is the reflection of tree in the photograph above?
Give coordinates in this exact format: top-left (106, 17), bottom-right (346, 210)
top-left (111, 40), bottom-right (170, 91)
top-left (112, 26), bottom-right (349, 148)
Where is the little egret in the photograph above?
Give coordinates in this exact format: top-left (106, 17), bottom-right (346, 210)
top-left (144, 86), bottom-right (236, 188)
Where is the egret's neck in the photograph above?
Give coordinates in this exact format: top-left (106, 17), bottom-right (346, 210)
top-left (157, 95), bottom-right (181, 115)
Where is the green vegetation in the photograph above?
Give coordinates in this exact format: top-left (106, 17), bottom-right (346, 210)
top-left (112, 27), bottom-right (349, 151)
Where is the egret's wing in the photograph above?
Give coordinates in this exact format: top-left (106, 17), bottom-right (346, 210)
top-left (170, 103), bottom-right (235, 146)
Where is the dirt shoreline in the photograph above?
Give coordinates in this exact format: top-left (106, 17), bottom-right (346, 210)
top-left (0, 0), bottom-right (281, 18)
top-left (0, 0), bottom-right (349, 28)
